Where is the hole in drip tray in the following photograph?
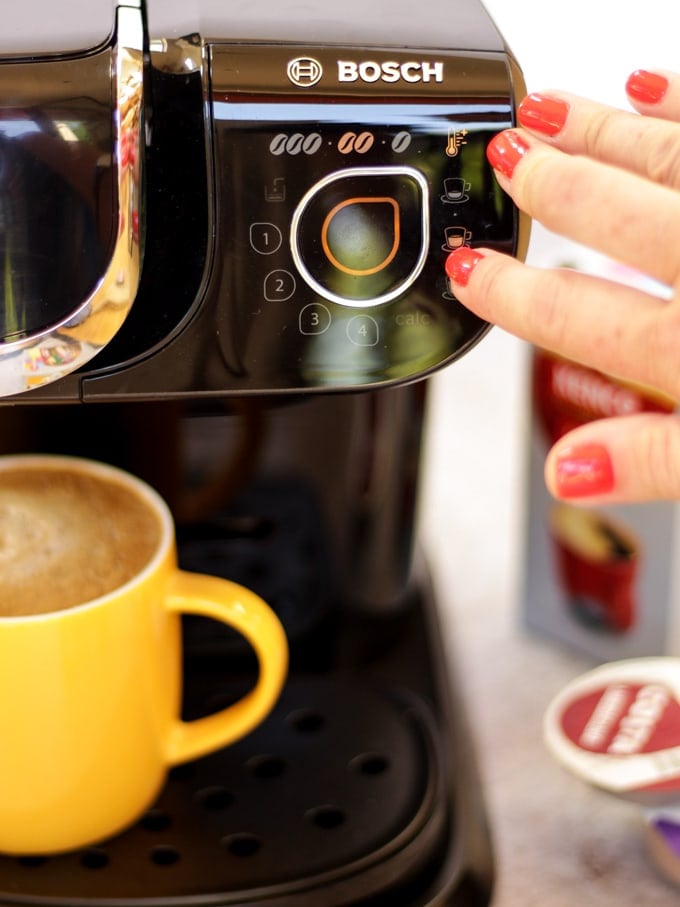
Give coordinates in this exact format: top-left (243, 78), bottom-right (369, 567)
top-left (306, 805), bottom-right (346, 830)
top-left (169, 762), bottom-right (196, 782)
top-left (247, 754), bottom-right (286, 779)
top-left (196, 786), bottom-right (235, 811)
top-left (350, 752), bottom-right (390, 776)
top-left (80, 849), bottom-right (109, 870)
top-left (17, 856), bottom-right (48, 869)
top-left (150, 845), bottom-right (181, 867)
top-left (286, 708), bottom-right (325, 733)
top-left (222, 833), bottom-right (262, 857)
top-left (140, 809), bottom-right (173, 832)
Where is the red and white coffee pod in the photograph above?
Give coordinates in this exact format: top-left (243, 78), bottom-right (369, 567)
top-left (544, 657), bottom-right (680, 805)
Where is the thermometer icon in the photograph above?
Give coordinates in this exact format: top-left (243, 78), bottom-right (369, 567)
top-left (446, 128), bottom-right (469, 158)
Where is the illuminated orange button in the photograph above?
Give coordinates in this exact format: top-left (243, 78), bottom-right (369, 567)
top-left (321, 197), bottom-right (400, 276)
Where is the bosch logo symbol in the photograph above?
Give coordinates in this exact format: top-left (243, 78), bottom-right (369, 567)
top-left (287, 57), bottom-right (323, 88)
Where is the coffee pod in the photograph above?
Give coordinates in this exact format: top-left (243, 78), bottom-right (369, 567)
top-left (645, 808), bottom-right (680, 886)
top-left (543, 657), bottom-right (680, 805)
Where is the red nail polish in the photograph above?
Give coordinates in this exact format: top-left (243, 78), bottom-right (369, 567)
top-left (486, 130), bottom-right (530, 179)
top-left (626, 69), bottom-right (669, 105)
top-left (445, 247), bottom-right (485, 287)
top-left (555, 444), bottom-right (615, 499)
top-left (518, 93), bottom-right (570, 136)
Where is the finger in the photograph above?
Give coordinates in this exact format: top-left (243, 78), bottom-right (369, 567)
top-left (545, 412), bottom-right (680, 504)
top-left (486, 128), bottom-right (680, 288)
top-left (444, 247), bottom-right (680, 401)
top-left (517, 89), bottom-right (680, 190)
top-left (625, 69), bottom-right (680, 121)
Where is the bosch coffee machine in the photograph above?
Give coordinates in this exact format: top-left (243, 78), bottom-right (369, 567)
top-left (0, 1), bottom-right (527, 902)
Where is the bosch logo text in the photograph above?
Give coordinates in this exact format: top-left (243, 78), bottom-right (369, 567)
top-left (337, 60), bottom-right (444, 84)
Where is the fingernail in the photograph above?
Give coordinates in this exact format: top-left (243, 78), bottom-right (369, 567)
top-left (554, 443), bottom-right (615, 499)
top-left (486, 130), bottom-right (531, 179)
top-left (626, 69), bottom-right (669, 105)
top-left (518, 93), bottom-right (570, 136)
top-left (445, 247), bottom-right (485, 287)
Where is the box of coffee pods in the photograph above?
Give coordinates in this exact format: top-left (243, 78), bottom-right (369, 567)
top-left (523, 342), bottom-right (680, 659)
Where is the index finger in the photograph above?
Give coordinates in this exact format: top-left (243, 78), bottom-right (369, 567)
top-left (444, 248), bottom-right (680, 402)
top-left (517, 89), bottom-right (680, 190)
top-left (487, 129), bottom-right (680, 289)
top-left (625, 69), bottom-right (680, 121)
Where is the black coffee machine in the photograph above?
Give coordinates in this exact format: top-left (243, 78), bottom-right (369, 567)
top-left (0, 1), bottom-right (527, 902)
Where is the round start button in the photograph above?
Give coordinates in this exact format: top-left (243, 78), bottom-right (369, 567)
top-left (290, 166), bottom-right (429, 308)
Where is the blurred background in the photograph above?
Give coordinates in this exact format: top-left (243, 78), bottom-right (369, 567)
top-left (421, 2), bottom-right (680, 904)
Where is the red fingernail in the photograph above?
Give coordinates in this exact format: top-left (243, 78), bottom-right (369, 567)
top-left (626, 69), bottom-right (669, 105)
top-left (486, 130), bottom-right (531, 179)
top-left (554, 444), bottom-right (615, 499)
top-left (518, 93), bottom-right (570, 136)
top-left (445, 247), bottom-right (485, 287)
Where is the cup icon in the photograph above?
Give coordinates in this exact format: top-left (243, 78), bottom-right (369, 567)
top-left (443, 226), bottom-right (472, 251)
top-left (442, 178), bottom-right (471, 203)
top-left (443, 276), bottom-right (458, 301)
top-left (549, 503), bottom-right (639, 632)
top-left (0, 455), bottom-right (288, 854)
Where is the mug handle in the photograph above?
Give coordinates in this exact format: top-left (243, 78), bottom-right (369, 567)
top-left (163, 571), bottom-right (288, 765)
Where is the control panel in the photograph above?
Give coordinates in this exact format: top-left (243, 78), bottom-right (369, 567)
top-left (206, 44), bottom-right (519, 391)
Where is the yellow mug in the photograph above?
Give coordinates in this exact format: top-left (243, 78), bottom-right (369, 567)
top-left (0, 454), bottom-right (288, 855)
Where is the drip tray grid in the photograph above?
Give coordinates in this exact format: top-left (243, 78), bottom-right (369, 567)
top-left (0, 676), bottom-right (444, 906)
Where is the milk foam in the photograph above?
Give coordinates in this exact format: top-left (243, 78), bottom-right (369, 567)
top-left (0, 467), bottom-right (161, 615)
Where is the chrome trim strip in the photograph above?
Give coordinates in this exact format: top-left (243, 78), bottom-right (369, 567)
top-left (0, 2), bottom-right (145, 397)
top-left (290, 165), bottom-right (430, 310)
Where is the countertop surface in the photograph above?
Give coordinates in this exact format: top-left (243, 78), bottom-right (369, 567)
top-left (421, 274), bottom-right (678, 905)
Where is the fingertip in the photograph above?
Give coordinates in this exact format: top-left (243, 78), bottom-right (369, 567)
top-left (444, 247), bottom-right (486, 288)
top-left (545, 412), bottom-right (680, 505)
top-left (517, 93), bottom-right (571, 137)
top-left (548, 442), bottom-right (616, 501)
top-left (443, 246), bottom-right (531, 327)
top-left (625, 69), bottom-right (670, 106)
top-left (486, 129), bottom-right (531, 179)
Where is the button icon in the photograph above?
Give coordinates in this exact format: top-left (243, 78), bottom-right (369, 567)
top-left (445, 128), bottom-right (468, 158)
top-left (441, 178), bottom-right (470, 203)
top-left (291, 165), bottom-right (429, 308)
top-left (442, 276), bottom-right (457, 301)
top-left (264, 270), bottom-right (296, 301)
top-left (299, 303), bottom-right (331, 335)
top-left (347, 315), bottom-right (379, 347)
top-left (250, 223), bottom-right (283, 255)
top-left (270, 133), bottom-right (324, 156)
top-left (338, 131), bottom-right (375, 154)
top-left (322, 197), bottom-right (400, 276)
top-left (265, 178), bottom-right (286, 202)
top-left (442, 226), bottom-right (472, 251)
top-left (391, 131), bottom-right (412, 154)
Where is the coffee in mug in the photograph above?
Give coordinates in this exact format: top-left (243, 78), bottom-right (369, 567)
top-left (0, 465), bottom-right (161, 615)
top-left (0, 455), bottom-right (288, 855)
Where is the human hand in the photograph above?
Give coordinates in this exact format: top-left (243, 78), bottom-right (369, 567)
top-left (445, 70), bottom-right (680, 504)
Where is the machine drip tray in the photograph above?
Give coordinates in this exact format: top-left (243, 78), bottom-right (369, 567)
top-left (0, 582), bottom-right (493, 906)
